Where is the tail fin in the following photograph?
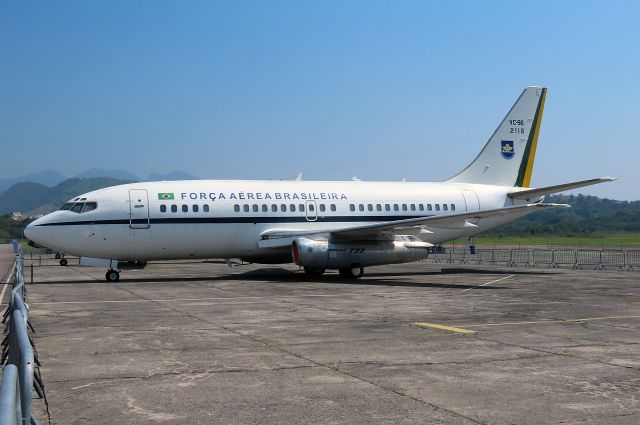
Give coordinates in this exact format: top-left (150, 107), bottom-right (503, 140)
top-left (447, 86), bottom-right (547, 187)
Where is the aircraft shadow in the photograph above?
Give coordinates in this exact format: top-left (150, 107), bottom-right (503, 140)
top-left (29, 266), bottom-right (555, 289)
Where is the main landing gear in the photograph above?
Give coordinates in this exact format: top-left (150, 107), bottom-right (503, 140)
top-left (303, 267), bottom-right (326, 276)
top-left (105, 269), bottom-right (120, 282)
top-left (339, 267), bottom-right (364, 279)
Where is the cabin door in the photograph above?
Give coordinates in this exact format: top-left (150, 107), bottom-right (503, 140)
top-left (129, 189), bottom-right (150, 229)
top-left (461, 190), bottom-right (481, 212)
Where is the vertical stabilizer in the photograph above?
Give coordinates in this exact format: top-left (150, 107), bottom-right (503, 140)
top-left (447, 86), bottom-right (546, 187)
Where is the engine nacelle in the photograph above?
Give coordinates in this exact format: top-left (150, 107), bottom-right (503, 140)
top-left (291, 237), bottom-right (431, 269)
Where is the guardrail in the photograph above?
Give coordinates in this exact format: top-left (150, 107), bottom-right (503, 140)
top-left (429, 248), bottom-right (640, 271)
top-left (0, 251), bottom-right (48, 425)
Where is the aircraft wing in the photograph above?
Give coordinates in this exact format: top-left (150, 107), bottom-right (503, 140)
top-left (507, 177), bottom-right (616, 200)
top-left (258, 203), bottom-right (569, 247)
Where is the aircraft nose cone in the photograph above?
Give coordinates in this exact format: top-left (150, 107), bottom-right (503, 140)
top-left (24, 222), bottom-right (34, 240)
top-left (24, 219), bottom-right (47, 248)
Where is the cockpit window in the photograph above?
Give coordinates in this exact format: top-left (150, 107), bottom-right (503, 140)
top-left (59, 203), bottom-right (73, 211)
top-left (70, 203), bottom-right (84, 213)
top-left (82, 202), bottom-right (97, 213)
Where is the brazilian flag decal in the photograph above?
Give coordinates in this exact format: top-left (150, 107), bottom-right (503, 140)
top-left (158, 192), bottom-right (174, 200)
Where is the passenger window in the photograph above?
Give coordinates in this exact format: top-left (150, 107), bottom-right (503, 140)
top-left (443, 204), bottom-right (448, 211)
top-left (252, 204), bottom-right (259, 212)
top-left (290, 204), bottom-right (296, 212)
top-left (427, 204), bottom-right (432, 211)
top-left (59, 203), bottom-right (73, 211)
top-left (160, 205), bottom-right (167, 213)
top-left (402, 204), bottom-right (407, 211)
top-left (182, 205), bottom-right (188, 213)
top-left (262, 204), bottom-right (268, 212)
top-left (70, 203), bottom-right (84, 213)
top-left (358, 204), bottom-right (364, 212)
top-left (350, 204), bottom-right (355, 212)
top-left (435, 204), bottom-right (440, 211)
top-left (330, 204), bottom-right (336, 212)
top-left (243, 205), bottom-right (250, 212)
top-left (171, 205), bottom-right (177, 213)
top-left (367, 204), bottom-right (373, 211)
top-left (234, 205), bottom-right (240, 212)
top-left (451, 204), bottom-right (456, 211)
top-left (82, 202), bottom-right (97, 213)
top-left (271, 204), bottom-right (278, 212)
top-left (309, 204), bottom-right (315, 211)
top-left (203, 205), bottom-right (210, 212)
top-left (418, 204), bottom-right (424, 211)
top-left (376, 204), bottom-right (382, 211)
top-left (299, 204), bottom-right (305, 212)
top-left (319, 204), bottom-right (326, 212)
top-left (385, 204), bottom-right (391, 211)
top-left (410, 204), bottom-right (416, 211)
top-left (280, 204), bottom-right (286, 212)
top-left (193, 204), bottom-right (199, 212)
top-left (393, 204), bottom-right (399, 211)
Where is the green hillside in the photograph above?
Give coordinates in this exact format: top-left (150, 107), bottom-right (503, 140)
top-left (483, 194), bottom-right (640, 236)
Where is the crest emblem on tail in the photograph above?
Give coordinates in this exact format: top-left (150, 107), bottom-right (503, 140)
top-left (500, 140), bottom-right (515, 159)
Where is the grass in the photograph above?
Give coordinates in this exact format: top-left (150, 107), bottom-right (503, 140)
top-left (450, 232), bottom-right (640, 248)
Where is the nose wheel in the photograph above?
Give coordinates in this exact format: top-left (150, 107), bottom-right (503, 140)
top-left (105, 269), bottom-right (120, 282)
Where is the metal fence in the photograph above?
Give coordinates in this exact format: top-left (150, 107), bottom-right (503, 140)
top-left (429, 247), bottom-right (640, 271)
top-left (0, 250), bottom-right (48, 425)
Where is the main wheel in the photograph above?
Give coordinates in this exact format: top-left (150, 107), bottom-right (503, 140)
top-left (304, 267), bottom-right (325, 276)
top-left (59, 258), bottom-right (68, 266)
top-left (105, 270), bottom-right (120, 282)
top-left (339, 267), bottom-right (364, 279)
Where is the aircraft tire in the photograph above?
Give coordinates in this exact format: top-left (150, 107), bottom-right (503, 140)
top-left (339, 267), bottom-right (364, 279)
top-left (105, 270), bottom-right (120, 282)
top-left (59, 258), bottom-right (68, 267)
top-left (54, 253), bottom-right (61, 259)
top-left (304, 267), bottom-right (325, 276)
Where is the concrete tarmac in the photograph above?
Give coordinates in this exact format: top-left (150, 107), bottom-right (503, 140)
top-left (20, 256), bottom-right (640, 424)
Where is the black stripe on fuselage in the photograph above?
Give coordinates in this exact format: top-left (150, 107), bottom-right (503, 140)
top-left (35, 215), bottom-right (434, 226)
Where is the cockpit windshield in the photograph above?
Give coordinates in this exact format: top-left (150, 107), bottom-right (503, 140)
top-left (59, 201), bottom-right (98, 213)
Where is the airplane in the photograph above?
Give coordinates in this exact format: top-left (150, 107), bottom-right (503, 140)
top-left (24, 86), bottom-right (615, 282)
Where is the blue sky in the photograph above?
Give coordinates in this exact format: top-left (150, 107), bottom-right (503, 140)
top-left (1, 1), bottom-right (638, 199)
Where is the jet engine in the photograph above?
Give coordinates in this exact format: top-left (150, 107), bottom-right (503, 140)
top-left (291, 237), bottom-right (432, 270)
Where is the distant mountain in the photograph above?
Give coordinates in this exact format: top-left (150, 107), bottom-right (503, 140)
top-left (0, 170), bottom-right (66, 193)
top-left (0, 177), bottom-right (131, 216)
top-left (146, 170), bottom-right (200, 181)
top-left (73, 168), bottom-right (140, 181)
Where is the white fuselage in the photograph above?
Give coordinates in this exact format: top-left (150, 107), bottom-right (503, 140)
top-left (26, 179), bottom-right (525, 262)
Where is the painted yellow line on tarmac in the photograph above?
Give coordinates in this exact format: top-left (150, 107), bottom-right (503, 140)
top-left (463, 315), bottom-right (640, 328)
top-left (414, 322), bottom-right (477, 334)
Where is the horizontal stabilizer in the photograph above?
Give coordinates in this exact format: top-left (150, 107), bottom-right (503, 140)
top-left (507, 177), bottom-right (617, 200)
